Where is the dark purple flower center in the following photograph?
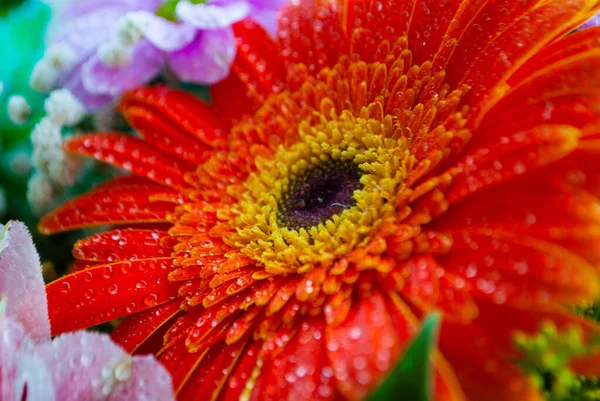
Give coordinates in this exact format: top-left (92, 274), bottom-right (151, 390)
top-left (279, 160), bottom-right (362, 229)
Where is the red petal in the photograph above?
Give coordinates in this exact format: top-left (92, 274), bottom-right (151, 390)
top-left (438, 230), bottom-right (600, 306)
top-left (257, 317), bottom-right (338, 401)
top-left (346, 0), bottom-right (414, 50)
top-left (119, 85), bottom-right (227, 148)
top-left (219, 340), bottom-right (263, 401)
top-left (432, 180), bottom-right (600, 266)
top-left (479, 47), bottom-right (600, 138)
top-left (111, 299), bottom-right (181, 353)
top-left (46, 258), bottom-right (180, 335)
top-left (443, 0), bottom-right (597, 119)
top-left (570, 351), bottom-right (600, 376)
top-left (39, 183), bottom-right (179, 234)
top-left (120, 106), bottom-right (216, 165)
top-left (73, 229), bottom-right (172, 262)
top-left (445, 124), bottom-right (580, 206)
top-left (232, 19), bottom-right (287, 98)
top-left (64, 133), bottom-right (195, 189)
top-left (327, 291), bottom-right (412, 400)
top-left (178, 336), bottom-right (251, 401)
top-left (400, 255), bottom-right (479, 323)
top-left (408, 0), bottom-right (462, 66)
top-left (278, 0), bottom-right (347, 72)
top-left (472, 300), bottom-right (600, 354)
top-left (159, 338), bottom-right (208, 392)
top-left (509, 26), bottom-right (600, 84)
top-left (439, 321), bottom-right (542, 401)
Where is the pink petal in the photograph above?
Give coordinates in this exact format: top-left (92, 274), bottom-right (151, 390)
top-left (128, 12), bottom-right (197, 52)
top-left (57, 0), bottom-right (161, 20)
top-left (0, 312), bottom-right (55, 401)
top-left (167, 28), bottom-right (236, 84)
top-left (176, 0), bottom-right (250, 29)
top-left (581, 13), bottom-right (600, 29)
top-left (36, 331), bottom-right (175, 401)
top-left (248, 0), bottom-right (287, 36)
top-left (82, 40), bottom-right (164, 96)
top-left (48, 0), bottom-right (164, 72)
top-left (51, 5), bottom-right (125, 58)
top-left (249, 8), bottom-right (280, 37)
top-left (0, 221), bottom-right (50, 342)
top-left (63, 66), bottom-right (114, 112)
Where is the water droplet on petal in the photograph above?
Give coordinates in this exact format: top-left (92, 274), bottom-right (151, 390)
top-left (144, 293), bottom-right (158, 307)
top-left (101, 265), bottom-right (113, 279)
top-left (108, 284), bottom-right (119, 295)
top-left (60, 281), bottom-right (71, 293)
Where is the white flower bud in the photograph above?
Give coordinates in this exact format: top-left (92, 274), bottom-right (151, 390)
top-left (30, 60), bottom-right (60, 93)
top-left (98, 41), bottom-right (134, 68)
top-left (45, 89), bottom-right (86, 126)
top-left (46, 43), bottom-right (78, 73)
top-left (116, 14), bottom-right (145, 47)
top-left (7, 95), bottom-right (31, 125)
top-left (27, 173), bottom-right (57, 215)
top-left (31, 118), bottom-right (63, 175)
top-left (31, 117), bottom-right (83, 186)
top-left (9, 152), bottom-right (32, 178)
top-left (31, 117), bottom-right (62, 149)
top-left (48, 151), bottom-right (82, 186)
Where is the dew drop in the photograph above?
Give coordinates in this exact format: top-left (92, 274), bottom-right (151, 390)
top-left (60, 281), bottom-right (71, 293)
top-left (84, 288), bottom-right (94, 300)
top-left (83, 271), bottom-right (93, 282)
top-left (144, 293), bottom-right (158, 307)
top-left (125, 302), bottom-right (136, 314)
top-left (101, 265), bottom-right (113, 279)
top-left (107, 284), bottom-right (119, 295)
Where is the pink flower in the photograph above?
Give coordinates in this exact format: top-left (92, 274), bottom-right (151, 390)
top-left (32, 0), bottom-right (287, 111)
top-left (0, 221), bottom-right (176, 401)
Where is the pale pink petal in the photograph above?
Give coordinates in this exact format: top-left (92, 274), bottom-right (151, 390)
top-left (581, 13), bottom-right (600, 29)
top-left (57, 0), bottom-right (161, 20)
top-left (0, 222), bottom-right (50, 342)
top-left (82, 40), bottom-right (164, 96)
top-left (248, 0), bottom-right (287, 36)
top-left (249, 8), bottom-right (280, 36)
top-left (51, 6), bottom-right (126, 58)
top-left (36, 331), bottom-right (175, 401)
top-left (176, 0), bottom-right (250, 29)
top-left (167, 28), bottom-right (236, 84)
top-left (63, 66), bottom-right (114, 112)
top-left (0, 311), bottom-right (55, 401)
top-left (127, 12), bottom-right (198, 52)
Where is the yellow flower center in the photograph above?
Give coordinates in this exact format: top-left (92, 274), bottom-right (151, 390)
top-left (224, 108), bottom-right (414, 274)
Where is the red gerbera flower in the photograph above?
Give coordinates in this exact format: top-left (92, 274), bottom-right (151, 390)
top-left (41, 1), bottom-right (600, 400)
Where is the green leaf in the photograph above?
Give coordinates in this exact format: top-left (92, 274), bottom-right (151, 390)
top-left (0, 0), bottom-right (51, 147)
top-left (156, 0), bottom-right (206, 21)
top-left (0, 0), bottom-right (26, 16)
top-left (367, 312), bottom-right (441, 401)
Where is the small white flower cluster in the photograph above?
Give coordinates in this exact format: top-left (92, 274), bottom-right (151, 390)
top-left (27, 89), bottom-right (86, 214)
top-left (29, 43), bottom-right (77, 93)
top-left (7, 94), bottom-right (32, 125)
top-left (98, 14), bottom-right (146, 68)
